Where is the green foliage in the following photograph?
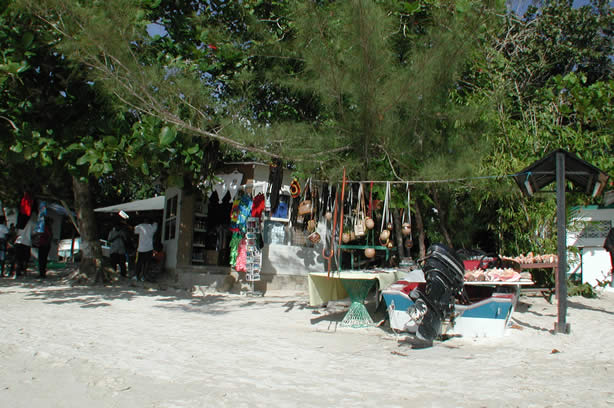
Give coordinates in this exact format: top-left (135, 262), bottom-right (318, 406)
top-left (459, 0), bottom-right (614, 255)
top-left (248, 0), bottom-right (502, 183)
top-left (567, 280), bottom-right (597, 298)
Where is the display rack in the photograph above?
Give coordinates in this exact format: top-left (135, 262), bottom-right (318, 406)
top-left (245, 217), bottom-right (262, 294)
top-left (192, 198), bottom-right (209, 265)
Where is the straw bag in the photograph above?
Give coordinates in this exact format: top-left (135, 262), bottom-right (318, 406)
top-left (298, 178), bottom-right (313, 216)
top-left (353, 183), bottom-right (366, 237)
top-left (307, 219), bottom-right (317, 233)
top-left (298, 200), bottom-right (312, 216)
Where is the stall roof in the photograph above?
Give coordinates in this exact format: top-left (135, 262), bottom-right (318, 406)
top-left (94, 196), bottom-right (165, 213)
top-left (513, 149), bottom-right (610, 197)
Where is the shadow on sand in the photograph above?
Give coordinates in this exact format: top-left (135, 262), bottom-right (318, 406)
top-left (0, 264), bottom-right (311, 317)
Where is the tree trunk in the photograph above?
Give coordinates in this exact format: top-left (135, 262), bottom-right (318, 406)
top-left (72, 175), bottom-right (105, 284)
top-left (392, 208), bottom-right (406, 259)
top-left (414, 200), bottom-right (426, 259)
top-left (431, 187), bottom-right (453, 248)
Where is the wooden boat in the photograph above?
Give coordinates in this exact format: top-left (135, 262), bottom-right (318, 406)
top-left (383, 280), bottom-right (529, 338)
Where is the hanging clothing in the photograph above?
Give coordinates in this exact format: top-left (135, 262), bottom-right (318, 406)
top-left (235, 237), bottom-right (247, 272)
top-left (230, 194), bottom-right (252, 233)
top-left (19, 192), bottom-right (33, 216)
top-left (211, 171), bottom-right (243, 203)
top-left (268, 160), bottom-right (283, 213)
top-left (229, 233), bottom-right (243, 267)
top-left (251, 193), bottom-right (265, 218)
top-left (229, 198), bottom-right (241, 231)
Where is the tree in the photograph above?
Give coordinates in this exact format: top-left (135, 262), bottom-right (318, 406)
top-left (463, 0), bottom-right (614, 255)
top-left (253, 0), bottom-right (502, 255)
top-left (0, 2), bottom-right (148, 282)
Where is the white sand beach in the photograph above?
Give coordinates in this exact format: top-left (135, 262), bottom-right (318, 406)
top-left (1, 267), bottom-right (614, 408)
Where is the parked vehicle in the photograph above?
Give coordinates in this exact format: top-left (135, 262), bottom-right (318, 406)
top-left (57, 238), bottom-right (111, 259)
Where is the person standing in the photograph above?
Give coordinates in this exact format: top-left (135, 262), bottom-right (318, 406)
top-left (107, 222), bottom-right (128, 277)
top-left (0, 217), bottom-right (9, 276)
top-left (134, 218), bottom-right (158, 282)
top-left (36, 218), bottom-right (52, 279)
top-left (12, 213), bottom-right (36, 278)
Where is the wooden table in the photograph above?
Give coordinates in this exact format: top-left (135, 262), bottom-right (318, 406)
top-left (519, 262), bottom-right (558, 301)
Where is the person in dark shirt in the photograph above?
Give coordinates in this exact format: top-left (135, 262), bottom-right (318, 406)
top-left (36, 218), bottom-right (53, 279)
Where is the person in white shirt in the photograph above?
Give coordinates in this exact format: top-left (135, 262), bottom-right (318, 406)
top-left (12, 213), bottom-right (36, 278)
top-left (133, 218), bottom-right (158, 281)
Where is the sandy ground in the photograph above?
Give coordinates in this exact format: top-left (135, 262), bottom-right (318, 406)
top-left (1, 266), bottom-right (614, 408)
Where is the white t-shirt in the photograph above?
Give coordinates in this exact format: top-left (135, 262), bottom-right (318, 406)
top-left (134, 222), bottom-right (158, 252)
top-left (15, 216), bottom-right (36, 246)
top-left (0, 224), bottom-right (8, 240)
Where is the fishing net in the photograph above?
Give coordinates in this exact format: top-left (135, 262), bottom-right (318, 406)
top-left (340, 279), bottom-right (375, 328)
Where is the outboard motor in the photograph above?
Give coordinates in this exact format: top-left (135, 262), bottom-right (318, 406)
top-left (408, 244), bottom-right (465, 343)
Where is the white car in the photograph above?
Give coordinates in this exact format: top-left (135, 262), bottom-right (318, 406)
top-left (57, 238), bottom-right (111, 258)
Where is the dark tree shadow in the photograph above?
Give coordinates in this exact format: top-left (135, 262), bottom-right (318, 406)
top-left (568, 299), bottom-right (614, 316)
top-left (0, 266), bottom-right (312, 317)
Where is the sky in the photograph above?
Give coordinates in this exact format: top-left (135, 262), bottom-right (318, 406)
top-left (507, 0), bottom-right (606, 15)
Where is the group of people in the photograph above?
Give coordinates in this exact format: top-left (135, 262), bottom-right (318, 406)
top-left (0, 209), bottom-right (162, 282)
top-left (0, 213), bottom-right (53, 279)
top-left (107, 218), bottom-right (162, 282)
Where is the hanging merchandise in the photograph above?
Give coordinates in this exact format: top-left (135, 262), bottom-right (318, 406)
top-left (306, 179), bottom-right (319, 236)
top-left (251, 193), bottom-right (265, 218)
top-left (402, 183), bottom-right (412, 236)
top-left (245, 217), bottom-right (262, 283)
top-left (229, 232), bottom-right (243, 267)
top-left (308, 229), bottom-right (321, 244)
top-left (268, 159), bottom-right (283, 212)
top-left (211, 171), bottom-right (243, 203)
top-left (322, 183), bottom-right (340, 276)
top-left (17, 192), bottom-right (33, 229)
top-left (229, 197), bottom-right (241, 231)
top-left (365, 182), bottom-right (375, 230)
top-left (353, 183), bottom-right (366, 238)
top-left (403, 183), bottom-right (414, 249)
top-left (379, 182), bottom-right (392, 245)
top-left (343, 184), bottom-right (354, 243)
top-left (235, 237), bottom-right (247, 272)
top-left (297, 178), bottom-right (312, 216)
top-left (364, 247), bottom-right (376, 258)
top-left (335, 169), bottom-right (348, 263)
top-left (307, 218), bottom-right (317, 233)
top-left (236, 193), bottom-right (253, 233)
top-left (20, 192), bottom-right (33, 216)
top-left (290, 178), bottom-right (301, 199)
top-left (325, 185), bottom-right (333, 221)
top-left (272, 198), bottom-right (289, 219)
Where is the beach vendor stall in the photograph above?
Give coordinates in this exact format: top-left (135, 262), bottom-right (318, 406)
top-left (309, 170), bottom-right (421, 327)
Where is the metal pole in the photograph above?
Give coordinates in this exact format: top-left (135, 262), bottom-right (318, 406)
top-left (555, 152), bottom-right (570, 334)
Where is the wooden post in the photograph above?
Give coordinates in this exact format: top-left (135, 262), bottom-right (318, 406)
top-left (555, 151), bottom-right (570, 334)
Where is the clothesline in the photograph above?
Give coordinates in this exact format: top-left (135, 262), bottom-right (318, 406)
top-left (315, 173), bottom-right (521, 185)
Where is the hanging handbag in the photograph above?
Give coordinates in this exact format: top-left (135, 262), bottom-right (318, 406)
top-left (353, 183), bottom-right (366, 237)
top-left (307, 218), bottom-right (317, 233)
top-left (298, 178), bottom-right (313, 216)
top-left (298, 200), bottom-right (312, 216)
